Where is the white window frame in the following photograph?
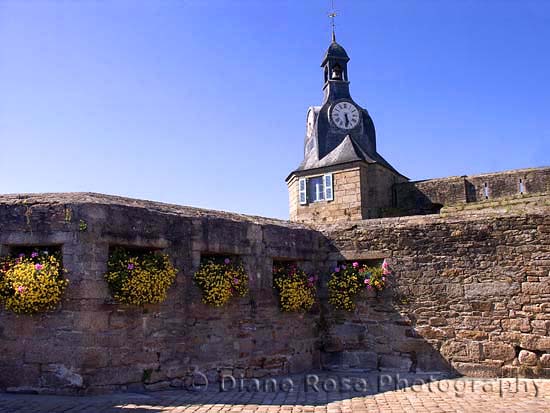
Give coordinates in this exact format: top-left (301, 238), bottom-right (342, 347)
top-left (298, 174), bottom-right (334, 205)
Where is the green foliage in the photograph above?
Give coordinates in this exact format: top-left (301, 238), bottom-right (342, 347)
top-left (104, 247), bottom-right (177, 305)
top-left (78, 220), bottom-right (88, 232)
top-left (193, 257), bottom-right (248, 307)
top-left (272, 262), bottom-right (317, 312)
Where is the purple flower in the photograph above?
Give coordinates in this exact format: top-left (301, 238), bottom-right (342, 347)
top-left (224, 258), bottom-right (231, 264)
top-left (17, 286), bottom-right (25, 294)
top-left (31, 252), bottom-right (39, 258)
top-left (34, 264), bottom-right (44, 271)
top-left (352, 262), bottom-right (359, 268)
top-left (341, 264), bottom-right (347, 269)
top-left (127, 263), bottom-right (135, 270)
top-left (308, 276), bottom-right (315, 283)
top-left (334, 267), bottom-right (340, 273)
top-left (233, 278), bottom-right (239, 284)
top-left (382, 277), bottom-right (386, 281)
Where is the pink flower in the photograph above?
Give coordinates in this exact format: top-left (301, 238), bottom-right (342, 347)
top-left (352, 262), bottom-right (359, 268)
top-left (17, 286), bottom-right (25, 294)
top-left (364, 279), bottom-right (370, 285)
top-left (382, 277), bottom-right (386, 281)
top-left (224, 258), bottom-right (231, 264)
top-left (334, 267), bottom-right (340, 273)
top-left (382, 260), bottom-right (390, 270)
top-left (367, 285), bottom-right (372, 289)
top-left (127, 263), bottom-right (135, 270)
top-left (383, 268), bottom-right (391, 275)
top-left (34, 264), bottom-right (44, 271)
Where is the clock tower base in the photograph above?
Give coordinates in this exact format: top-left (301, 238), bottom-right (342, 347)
top-left (288, 162), bottom-right (407, 224)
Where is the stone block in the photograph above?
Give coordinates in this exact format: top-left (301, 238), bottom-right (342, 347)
top-left (379, 354), bottom-right (412, 372)
top-left (518, 350), bottom-right (538, 366)
top-left (452, 362), bottom-right (501, 378)
top-left (482, 342), bottom-right (516, 362)
top-left (522, 282), bottom-right (550, 294)
top-left (441, 341), bottom-right (482, 362)
top-left (464, 281), bottom-right (520, 298)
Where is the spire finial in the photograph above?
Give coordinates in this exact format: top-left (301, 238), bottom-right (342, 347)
top-left (328, 0), bottom-right (337, 42)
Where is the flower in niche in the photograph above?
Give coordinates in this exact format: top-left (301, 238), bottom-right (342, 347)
top-left (104, 247), bottom-right (177, 306)
top-left (272, 262), bottom-right (316, 312)
top-left (329, 261), bottom-right (387, 311)
top-left (0, 251), bottom-right (68, 314)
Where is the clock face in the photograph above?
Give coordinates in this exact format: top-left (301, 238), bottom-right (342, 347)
top-left (331, 102), bottom-right (360, 130)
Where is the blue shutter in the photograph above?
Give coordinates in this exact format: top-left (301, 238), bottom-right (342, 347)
top-left (299, 178), bottom-right (307, 205)
top-left (324, 173), bottom-right (333, 201)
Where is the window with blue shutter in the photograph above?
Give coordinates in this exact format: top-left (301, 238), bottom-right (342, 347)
top-left (299, 178), bottom-right (307, 205)
top-left (308, 176), bottom-right (324, 202)
top-left (324, 173), bottom-right (333, 201)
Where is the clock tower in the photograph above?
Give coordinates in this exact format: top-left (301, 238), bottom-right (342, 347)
top-left (286, 33), bottom-right (408, 223)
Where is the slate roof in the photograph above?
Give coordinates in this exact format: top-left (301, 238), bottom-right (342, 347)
top-left (296, 134), bottom-right (404, 177)
top-left (322, 40), bottom-right (349, 63)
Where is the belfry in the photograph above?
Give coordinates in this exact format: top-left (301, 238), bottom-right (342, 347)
top-left (286, 31), bottom-right (407, 223)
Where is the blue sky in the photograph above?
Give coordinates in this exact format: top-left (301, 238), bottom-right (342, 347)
top-left (1, 0), bottom-right (548, 219)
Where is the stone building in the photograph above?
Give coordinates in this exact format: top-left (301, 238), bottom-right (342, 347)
top-left (287, 36), bottom-right (550, 223)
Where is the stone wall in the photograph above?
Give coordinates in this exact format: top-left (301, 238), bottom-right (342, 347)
top-left (394, 167), bottom-right (550, 215)
top-left (1, 192), bottom-right (549, 395)
top-left (319, 208), bottom-right (550, 378)
top-left (0, 194), bottom-right (327, 394)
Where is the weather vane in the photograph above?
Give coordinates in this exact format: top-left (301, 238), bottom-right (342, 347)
top-left (328, 0), bottom-right (337, 41)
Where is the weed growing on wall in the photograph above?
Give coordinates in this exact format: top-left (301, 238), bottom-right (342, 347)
top-left (0, 250), bottom-right (68, 314)
top-left (328, 260), bottom-right (391, 311)
top-left (194, 257), bottom-right (248, 306)
top-left (272, 262), bottom-right (317, 312)
top-left (104, 247), bottom-right (177, 305)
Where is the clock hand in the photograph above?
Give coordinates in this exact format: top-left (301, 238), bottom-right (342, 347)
top-left (344, 113), bottom-right (349, 127)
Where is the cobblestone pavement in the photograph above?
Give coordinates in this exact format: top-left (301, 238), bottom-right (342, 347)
top-left (0, 374), bottom-right (548, 413)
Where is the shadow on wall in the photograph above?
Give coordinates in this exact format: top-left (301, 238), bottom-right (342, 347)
top-left (318, 274), bottom-right (459, 378)
top-left (390, 184), bottom-right (444, 217)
